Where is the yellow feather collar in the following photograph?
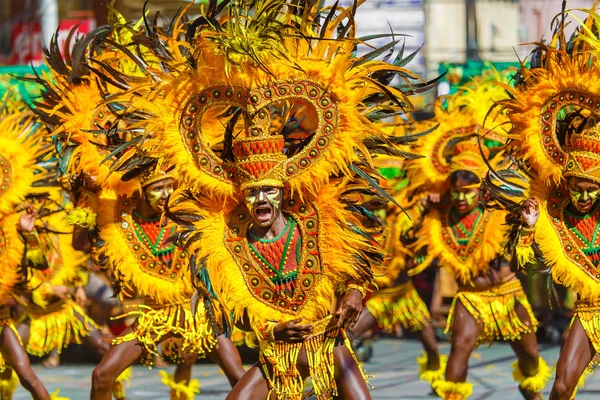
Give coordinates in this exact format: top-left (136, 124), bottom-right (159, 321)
top-left (413, 206), bottom-right (507, 284)
top-left (97, 193), bottom-right (192, 304)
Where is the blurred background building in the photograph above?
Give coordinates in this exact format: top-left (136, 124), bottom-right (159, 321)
top-left (0, 0), bottom-right (595, 97)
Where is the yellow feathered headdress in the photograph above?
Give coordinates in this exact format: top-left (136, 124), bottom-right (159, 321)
top-left (0, 109), bottom-right (53, 215)
top-left (89, 0), bottom-right (435, 200)
top-left (30, 12), bottom-right (149, 196)
top-left (499, 4), bottom-right (600, 187)
top-left (405, 73), bottom-right (510, 193)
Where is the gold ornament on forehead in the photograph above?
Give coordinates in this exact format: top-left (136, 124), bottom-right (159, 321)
top-left (563, 119), bottom-right (600, 185)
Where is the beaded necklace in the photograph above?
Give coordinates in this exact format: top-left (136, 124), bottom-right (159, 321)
top-left (566, 203), bottom-right (600, 265)
top-left (132, 211), bottom-right (176, 257)
top-left (449, 206), bottom-right (483, 246)
top-left (248, 217), bottom-right (300, 295)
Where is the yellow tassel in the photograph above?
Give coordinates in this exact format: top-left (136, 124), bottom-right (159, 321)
top-left (417, 353), bottom-right (448, 384)
top-left (446, 280), bottom-right (537, 345)
top-left (159, 371), bottom-right (200, 400)
top-left (26, 301), bottom-right (99, 357)
top-left (515, 245), bottom-right (536, 267)
top-left (50, 388), bottom-right (69, 400)
top-left (112, 302), bottom-right (217, 367)
top-left (570, 367), bottom-right (592, 400)
top-left (511, 357), bottom-right (551, 393)
top-left (366, 282), bottom-right (431, 333)
top-left (26, 248), bottom-right (46, 266)
top-left (112, 366), bottom-right (132, 399)
top-left (432, 380), bottom-right (473, 400)
top-left (0, 370), bottom-right (18, 400)
top-left (65, 207), bottom-right (97, 229)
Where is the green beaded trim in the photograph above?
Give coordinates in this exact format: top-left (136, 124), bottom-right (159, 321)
top-left (249, 218), bottom-right (297, 278)
top-left (248, 216), bottom-right (292, 243)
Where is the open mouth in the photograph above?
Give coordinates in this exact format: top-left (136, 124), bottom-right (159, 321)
top-left (578, 201), bottom-right (592, 211)
top-left (255, 206), bottom-right (273, 222)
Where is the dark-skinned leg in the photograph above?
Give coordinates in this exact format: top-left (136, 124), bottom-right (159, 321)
top-left (91, 328), bottom-right (143, 400)
top-left (76, 311), bottom-right (110, 356)
top-left (445, 300), bottom-right (481, 383)
top-left (226, 364), bottom-right (271, 400)
top-left (550, 318), bottom-right (595, 400)
top-left (508, 302), bottom-right (542, 400)
top-left (415, 323), bottom-right (440, 370)
top-left (0, 326), bottom-right (50, 400)
top-left (206, 336), bottom-right (245, 387)
top-left (352, 309), bottom-right (377, 340)
top-left (333, 344), bottom-right (372, 400)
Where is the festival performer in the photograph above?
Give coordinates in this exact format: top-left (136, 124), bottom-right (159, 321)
top-left (0, 110), bottom-right (57, 400)
top-left (495, 7), bottom-right (600, 399)
top-left (29, 23), bottom-right (245, 400)
top-left (83, 1), bottom-right (437, 398)
top-left (351, 179), bottom-right (445, 384)
top-left (16, 190), bottom-right (131, 400)
top-left (408, 80), bottom-right (550, 400)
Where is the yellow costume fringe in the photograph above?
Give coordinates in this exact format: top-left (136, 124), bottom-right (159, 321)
top-left (446, 280), bottom-right (537, 345)
top-left (511, 357), bottom-right (551, 393)
top-left (432, 380), bottom-right (474, 400)
top-left (0, 214), bottom-right (24, 302)
top-left (25, 300), bottom-right (99, 357)
top-left (0, 370), bottom-right (18, 400)
top-left (573, 299), bottom-right (600, 368)
top-left (113, 301), bottom-right (216, 367)
top-left (50, 388), bottom-right (69, 400)
top-left (159, 371), bottom-right (201, 400)
top-left (112, 366), bottom-right (132, 400)
top-left (259, 316), bottom-right (368, 400)
top-left (417, 353), bottom-right (448, 384)
top-left (366, 281), bottom-right (430, 332)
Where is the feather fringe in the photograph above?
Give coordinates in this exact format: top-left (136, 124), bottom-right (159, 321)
top-left (511, 357), bottom-right (551, 394)
top-left (432, 380), bottom-right (474, 400)
top-left (417, 353), bottom-right (448, 384)
top-left (366, 281), bottom-right (430, 332)
top-left (159, 371), bottom-right (201, 400)
top-left (0, 370), bottom-right (18, 400)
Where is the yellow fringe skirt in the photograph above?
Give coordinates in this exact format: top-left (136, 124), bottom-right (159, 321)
top-left (25, 300), bottom-right (99, 357)
top-left (0, 307), bottom-right (21, 374)
top-left (259, 315), bottom-right (368, 400)
top-left (366, 280), bottom-right (431, 332)
top-left (446, 279), bottom-right (537, 345)
top-left (573, 299), bottom-right (600, 369)
top-left (113, 300), bottom-right (216, 366)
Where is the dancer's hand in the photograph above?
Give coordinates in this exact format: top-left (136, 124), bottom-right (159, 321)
top-left (53, 285), bottom-right (71, 300)
top-left (273, 318), bottom-right (313, 343)
top-left (336, 288), bottom-right (363, 329)
top-left (521, 198), bottom-right (539, 228)
top-left (75, 286), bottom-right (87, 307)
top-left (18, 204), bottom-right (37, 232)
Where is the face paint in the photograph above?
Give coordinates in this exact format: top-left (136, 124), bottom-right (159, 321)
top-left (450, 191), bottom-right (477, 205)
top-left (245, 188), bottom-right (281, 210)
top-left (265, 190), bottom-right (281, 211)
top-left (569, 188), bottom-right (599, 204)
top-left (146, 186), bottom-right (173, 207)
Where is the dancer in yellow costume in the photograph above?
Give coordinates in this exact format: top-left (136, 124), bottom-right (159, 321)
top-left (409, 80), bottom-right (550, 400)
top-left (83, 1), bottom-right (438, 398)
top-left (16, 190), bottom-right (131, 400)
top-left (494, 5), bottom-right (600, 399)
top-left (29, 23), bottom-right (246, 400)
top-left (0, 110), bottom-right (57, 400)
top-left (352, 177), bottom-right (445, 384)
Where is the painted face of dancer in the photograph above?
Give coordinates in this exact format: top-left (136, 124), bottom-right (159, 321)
top-left (142, 178), bottom-right (174, 214)
top-left (568, 176), bottom-right (600, 214)
top-left (450, 170), bottom-right (481, 215)
top-left (244, 186), bottom-right (283, 228)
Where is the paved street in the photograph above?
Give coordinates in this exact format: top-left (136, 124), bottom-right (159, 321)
top-left (12, 339), bottom-right (600, 399)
